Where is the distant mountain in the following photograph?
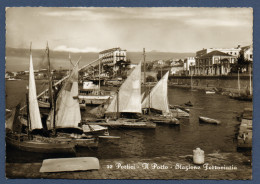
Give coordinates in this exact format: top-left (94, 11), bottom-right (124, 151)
top-left (6, 47), bottom-right (195, 72)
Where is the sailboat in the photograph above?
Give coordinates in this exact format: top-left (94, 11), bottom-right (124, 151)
top-left (96, 62), bottom-right (156, 129)
top-left (46, 56), bottom-right (99, 148)
top-left (6, 48), bottom-right (75, 154)
top-left (141, 71), bottom-right (180, 125)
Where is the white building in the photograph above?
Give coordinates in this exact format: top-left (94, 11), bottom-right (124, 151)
top-left (99, 47), bottom-right (127, 66)
top-left (183, 57), bottom-right (195, 74)
top-left (240, 45), bottom-right (253, 61)
top-left (196, 45), bottom-right (242, 58)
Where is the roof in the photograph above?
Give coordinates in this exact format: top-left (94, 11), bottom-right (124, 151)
top-left (99, 47), bottom-right (125, 54)
top-left (199, 50), bottom-right (232, 59)
top-left (241, 45), bottom-right (252, 52)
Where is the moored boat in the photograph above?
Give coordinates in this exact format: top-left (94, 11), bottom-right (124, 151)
top-left (205, 90), bottom-right (215, 94)
top-left (142, 72), bottom-right (184, 125)
top-left (104, 62), bottom-right (156, 129)
top-left (199, 116), bottom-right (221, 125)
top-left (6, 47), bottom-right (76, 154)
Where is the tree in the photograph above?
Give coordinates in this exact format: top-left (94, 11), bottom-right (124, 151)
top-left (231, 53), bottom-right (251, 73)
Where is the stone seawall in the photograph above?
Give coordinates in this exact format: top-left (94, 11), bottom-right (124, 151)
top-left (169, 75), bottom-right (252, 94)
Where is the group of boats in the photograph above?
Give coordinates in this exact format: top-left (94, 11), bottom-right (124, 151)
top-left (5, 45), bottom-right (190, 154)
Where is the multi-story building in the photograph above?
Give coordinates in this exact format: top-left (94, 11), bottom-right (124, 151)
top-left (99, 47), bottom-right (127, 67)
top-left (191, 50), bottom-right (237, 76)
top-left (196, 45), bottom-right (241, 58)
top-left (240, 45), bottom-right (253, 61)
top-left (183, 57), bottom-right (195, 75)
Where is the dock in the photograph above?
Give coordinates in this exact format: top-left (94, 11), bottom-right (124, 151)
top-left (237, 108), bottom-right (252, 149)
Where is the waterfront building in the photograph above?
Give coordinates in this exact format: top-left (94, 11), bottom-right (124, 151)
top-left (196, 45), bottom-right (241, 58)
top-left (170, 63), bottom-right (184, 75)
top-left (183, 57), bottom-right (195, 75)
top-left (192, 50), bottom-right (237, 76)
top-left (240, 45), bottom-right (253, 61)
top-left (99, 47), bottom-right (127, 72)
top-left (240, 45), bottom-right (253, 73)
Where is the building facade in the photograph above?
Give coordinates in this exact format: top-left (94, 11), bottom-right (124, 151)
top-left (99, 47), bottom-right (127, 66)
top-left (191, 50), bottom-right (237, 76)
top-left (240, 45), bottom-right (253, 61)
top-left (196, 45), bottom-right (241, 58)
top-left (183, 57), bottom-right (195, 75)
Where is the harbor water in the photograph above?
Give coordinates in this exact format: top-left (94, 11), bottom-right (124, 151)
top-left (6, 80), bottom-right (252, 163)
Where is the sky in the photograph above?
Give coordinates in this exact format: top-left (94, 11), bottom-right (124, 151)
top-left (6, 7), bottom-right (253, 53)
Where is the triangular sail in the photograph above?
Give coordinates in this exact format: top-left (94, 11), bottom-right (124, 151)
top-left (142, 71), bottom-right (170, 114)
top-left (29, 54), bottom-right (43, 130)
top-left (55, 63), bottom-right (81, 128)
top-left (106, 63), bottom-right (142, 114)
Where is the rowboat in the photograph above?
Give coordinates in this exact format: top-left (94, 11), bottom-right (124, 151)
top-left (205, 90), bottom-right (215, 94)
top-left (199, 116), bottom-right (220, 125)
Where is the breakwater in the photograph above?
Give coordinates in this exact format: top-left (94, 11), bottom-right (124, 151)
top-left (169, 75), bottom-right (252, 94)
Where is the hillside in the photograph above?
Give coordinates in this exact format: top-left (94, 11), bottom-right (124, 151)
top-left (6, 47), bottom-right (195, 72)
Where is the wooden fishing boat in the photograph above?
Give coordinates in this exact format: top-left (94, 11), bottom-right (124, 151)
top-left (142, 71), bottom-right (187, 125)
top-left (147, 115), bottom-right (180, 125)
top-left (6, 134), bottom-right (75, 154)
top-left (86, 118), bottom-right (156, 129)
top-left (46, 55), bottom-right (100, 148)
top-left (6, 48), bottom-right (77, 154)
top-left (104, 62), bottom-right (156, 129)
top-left (199, 116), bottom-right (221, 125)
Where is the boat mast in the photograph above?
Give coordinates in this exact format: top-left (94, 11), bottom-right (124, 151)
top-left (238, 69), bottom-right (240, 96)
top-left (47, 43), bottom-right (53, 109)
top-left (143, 48), bottom-right (146, 85)
top-left (191, 73), bottom-right (193, 90)
top-left (53, 87), bottom-right (57, 136)
top-left (148, 83), bottom-right (151, 115)
top-left (99, 58), bottom-right (101, 94)
top-left (116, 89), bottom-right (119, 119)
top-left (249, 65), bottom-right (252, 95)
top-left (26, 89), bottom-right (31, 139)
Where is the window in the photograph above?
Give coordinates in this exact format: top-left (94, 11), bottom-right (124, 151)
top-left (250, 54), bottom-right (252, 59)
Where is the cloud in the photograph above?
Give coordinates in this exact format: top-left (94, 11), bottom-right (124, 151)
top-left (53, 45), bottom-right (100, 53)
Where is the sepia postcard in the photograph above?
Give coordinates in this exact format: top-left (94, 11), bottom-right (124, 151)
top-left (5, 7), bottom-right (253, 180)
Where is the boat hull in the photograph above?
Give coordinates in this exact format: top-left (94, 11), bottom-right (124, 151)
top-left (38, 100), bottom-right (50, 108)
top-left (146, 116), bottom-right (180, 125)
top-left (6, 135), bottom-right (76, 154)
top-left (79, 95), bottom-right (110, 105)
top-left (84, 119), bottom-right (156, 129)
top-left (199, 116), bottom-right (220, 125)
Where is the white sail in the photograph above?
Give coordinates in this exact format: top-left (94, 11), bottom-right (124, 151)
top-left (55, 63), bottom-right (81, 128)
top-left (106, 63), bottom-right (142, 114)
top-left (142, 71), bottom-right (170, 114)
top-left (29, 54), bottom-right (43, 130)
